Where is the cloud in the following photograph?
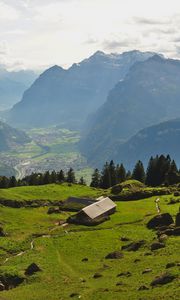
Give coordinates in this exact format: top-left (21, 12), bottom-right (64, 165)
top-left (133, 16), bottom-right (169, 25)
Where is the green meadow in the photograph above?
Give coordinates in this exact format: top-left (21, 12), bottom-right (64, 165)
top-left (0, 184), bottom-right (179, 300)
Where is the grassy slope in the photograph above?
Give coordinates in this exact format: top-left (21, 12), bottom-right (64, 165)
top-left (0, 186), bottom-right (179, 300)
top-left (0, 183), bottom-right (103, 201)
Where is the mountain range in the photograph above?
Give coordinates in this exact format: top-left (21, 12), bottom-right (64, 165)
top-left (0, 67), bottom-right (37, 110)
top-left (115, 118), bottom-right (180, 169)
top-left (80, 55), bottom-right (180, 167)
top-left (7, 50), bottom-right (154, 129)
top-left (0, 120), bottom-right (31, 152)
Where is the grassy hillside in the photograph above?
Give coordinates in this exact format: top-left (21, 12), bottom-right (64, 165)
top-left (0, 184), bottom-right (179, 299)
top-left (0, 183), bottom-right (103, 201)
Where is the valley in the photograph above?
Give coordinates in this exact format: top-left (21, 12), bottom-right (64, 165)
top-left (0, 127), bottom-right (93, 182)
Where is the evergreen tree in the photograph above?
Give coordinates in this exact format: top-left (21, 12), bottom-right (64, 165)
top-left (100, 162), bottom-right (111, 189)
top-left (43, 171), bottom-right (51, 184)
top-left (109, 160), bottom-right (117, 186)
top-left (126, 170), bottom-right (132, 180)
top-left (78, 177), bottom-right (86, 185)
top-left (51, 170), bottom-right (57, 183)
top-left (90, 169), bottom-right (101, 188)
top-left (8, 176), bottom-right (17, 187)
top-left (66, 168), bottom-right (76, 183)
top-left (116, 163), bottom-right (126, 183)
top-left (132, 160), bottom-right (145, 183)
top-left (57, 170), bottom-right (65, 182)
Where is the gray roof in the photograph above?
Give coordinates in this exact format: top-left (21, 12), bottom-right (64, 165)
top-left (81, 197), bottom-right (116, 219)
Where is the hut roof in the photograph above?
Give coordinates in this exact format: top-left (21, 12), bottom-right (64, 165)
top-left (81, 197), bottom-right (116, 219)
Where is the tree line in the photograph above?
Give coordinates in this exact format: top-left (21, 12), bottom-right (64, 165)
top-left (90, 155), bottom-right (180, 188)
top-left (0, 168), bottom-right (86, 189)
top-left (0, 154), bottom-right (180, 189)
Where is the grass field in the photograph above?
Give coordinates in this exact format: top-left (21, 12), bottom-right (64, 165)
top-left (0, 184), bottom-right (179, 300)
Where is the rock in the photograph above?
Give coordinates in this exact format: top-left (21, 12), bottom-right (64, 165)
top-left (25, 263), bottom-right (41, 276)
top-left (151, 273), bottom-right (176, 286)
top-left (0, 274), bottom-right (24, 290)
top-left (93, 273), bottom-right (102, 279)
top-left (147, 213), bottom-right (174, 229)
top-left (70, 293), bottom-right (80, 298)
top-left (158, 234), bottom-right (168, 242)
top-left (121, 240), bottom-right (145, 251)
top-left (151, 242), bottom-right (165, 251)
top-left (116, 282), bottom-right (123, 286)
top-left (158, 227), bottom-right (180, 236)
top-left (175, 212), bottom-right (180, 227)
top-left (0, 227), bottom-right (5, 237)
top-left (117, 271), bottom-right (131, 277)
top-left (166, 262), bottom-right (176, 269)
top-left (120, 237), bottom-right (130, 242)
top-left (47, 207), bottom-right (61, 214)
top-left (134, 259), bottom-right (141, 263)
top-left (142, 268), bottom-right (152, 274)
top-left (138, 285), bottom-right (149, 291)
top-left (105, 251), bottom-right (123, 259)
top-left (82, 258), bottom-right (88, 262)
top-left (0, 281), bottom-right (5, 291)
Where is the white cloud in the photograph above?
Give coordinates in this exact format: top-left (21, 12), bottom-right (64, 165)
top-left (1, 0), bottom-right (180, 70)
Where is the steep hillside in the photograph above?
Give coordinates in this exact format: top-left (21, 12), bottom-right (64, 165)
top-left (0, 121), bottom-right (31, 152)
top-left (80, 55), bottom-right (180, 166)
top-left (8, 50), bottom-right (154, 129)
top-left (115, 118), bottom-right (180, 169)
top-left (0, 68), bottom-right (37, 110)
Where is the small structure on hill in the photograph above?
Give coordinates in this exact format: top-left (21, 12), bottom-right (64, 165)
top-left (67, 197), bottom-right (116, 225)
top-left (60, 197), bottom-right (96, 211)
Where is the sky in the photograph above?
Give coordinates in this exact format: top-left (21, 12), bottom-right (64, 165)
top-left (1, 0), bottom-right (180, 70)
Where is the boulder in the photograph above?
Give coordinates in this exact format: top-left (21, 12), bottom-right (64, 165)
top-left (105, 251), bottom-right (123, 259)
top-left (151, 242), bottom-right (165, 251)
top-left (138, 285), bottom-right (149, 291)
top-left (82, 258), bottom-right (88, 262)
top-left (93, 273), bottom-right (102, 279)
top-left (47, 207), bottom-right (61, 214)
top-left (121, 240), bottom-right (145, 251)
top-left (25, 263), bottom-right (41, 276)
top-left (0, 274), bottom-right (24, 290)
top-left (142, 268), bottom-right (152, 274)
top-left (175, 212), bottom-right (180, 227)
top-left (158, 227), bottom-right (180, 236)
top-left (120, 237), bottom-right (130, 242)
top-left (158, 234), bottom-right (168, 242)
top-left (147, 213), bottom-right (174, 229)
top-left (0, 227), bottom-right (5, 237)
top-left (117, 271), bottom-right (131, 277)
top-left (0, 281), bottom-right (5, 291)
top-left (151, 273), bottom-right (176, 286)
top-left (166, 262), bottom-right (176, 269)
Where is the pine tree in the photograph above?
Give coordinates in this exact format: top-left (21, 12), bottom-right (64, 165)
top-left (66, 168), bottom-right (76, 183)
top-left (51, 170), bottom-right (57, 183)
top-left (79, 177), bottom-right (86, 185)
top-left (109, 160), bottom-right (117, 186)
top-left (90, 168), bottom-right (101, 188)
top-left (8, 176), bottom-right (17, 188)
top-left (132, 160), bottom-right (145, 183)
top-left (116, 163), bottom-right (126, 183)
top-left (57, 170), bottom-right (65, 182)
top-left (43, 171), bottom-right (51, 185)
top-left (100, 162), bottom-right (111, 189)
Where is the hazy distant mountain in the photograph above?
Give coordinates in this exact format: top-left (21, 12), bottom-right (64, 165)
top-left (8, 50), bottom-right (155, 129)
top-left (0, 120), bottom-right (31, 151)
top-left (80, 55), bottom-right (180, 166)
top-left (115, 118), bottom-right (180, 169)
top-left (0, 68), bottom-right (37, 110)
